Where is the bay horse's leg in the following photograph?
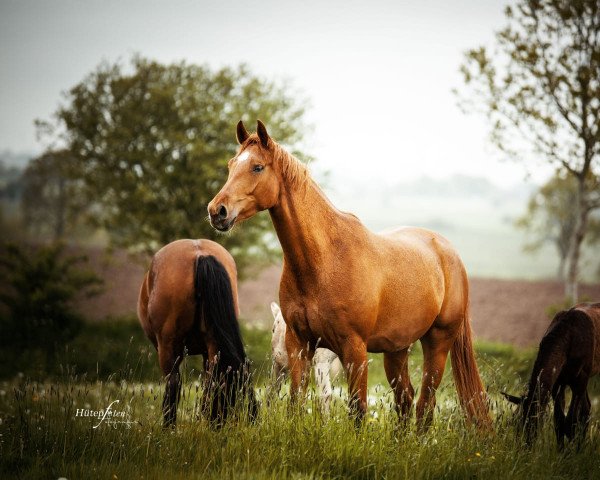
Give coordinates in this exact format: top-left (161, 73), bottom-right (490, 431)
top-left (552, 384), bottom-right (566, 450)
top-left (285, 328), bottom-right (312, 406)
top-left (578, 390), bottom-right (592, 445)
top-left (383, 348), bottom-right (413, 428)
top-left (158, 339), bottom-right (183, 428)
top-left (340, 337), bottom-right (368, 427)
top-left (416, 328), bottom-right (453, 433)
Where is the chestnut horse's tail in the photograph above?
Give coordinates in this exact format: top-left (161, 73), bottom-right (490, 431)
top-left (450, 306), bottom-right (491, 428)
top-left (194, 255), bottom-right (257, 422)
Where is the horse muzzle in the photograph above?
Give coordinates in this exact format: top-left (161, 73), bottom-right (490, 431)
top-left (208, 202), bottom-right (237, 232)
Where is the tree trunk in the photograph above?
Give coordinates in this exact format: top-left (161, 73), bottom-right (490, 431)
top-left (54, 175), bottom-right (66, 241)
top-left (557, 254), bottom-right (566, 281)
top-left (564, 178), bottom-right (589, 303)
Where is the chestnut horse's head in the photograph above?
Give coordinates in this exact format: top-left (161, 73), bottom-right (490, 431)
top-left (208, 120), bottom-right (282, 232)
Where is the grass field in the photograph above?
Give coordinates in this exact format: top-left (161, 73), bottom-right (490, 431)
top-left (1, 319), bottom-right (599, 479)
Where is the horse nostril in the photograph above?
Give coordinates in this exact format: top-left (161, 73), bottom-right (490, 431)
top-left (218, 205), bottom-right (227, 219)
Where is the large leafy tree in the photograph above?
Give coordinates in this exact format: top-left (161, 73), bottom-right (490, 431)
top-left (38, 57), bottom-right (310, 272)
top-left (457, 0), bottom-right (600, 300)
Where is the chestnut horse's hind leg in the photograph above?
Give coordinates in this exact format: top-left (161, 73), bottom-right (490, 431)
top-left (416, 327), bottom-right (454, 433)
top-left (340, 336), bottom-right (368, 427)
top-left (384, 348), bottom-right (414, 428)
top-left (158, 339), bottom-right (183, 428)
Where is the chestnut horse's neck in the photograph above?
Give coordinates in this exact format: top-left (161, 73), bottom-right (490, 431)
top-left (269, 161), bottom-right (364, 280)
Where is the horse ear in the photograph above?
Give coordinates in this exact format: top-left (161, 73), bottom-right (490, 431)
top-left (236, 120), bottom-right (249, 144)
top-left (256, 119), bottom-right (271, 148)
top-left (501, 391), bottom-right (524, 405)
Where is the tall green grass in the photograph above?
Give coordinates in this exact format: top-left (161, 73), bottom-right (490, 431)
top-left (1, 319), bottom-right (599, 479)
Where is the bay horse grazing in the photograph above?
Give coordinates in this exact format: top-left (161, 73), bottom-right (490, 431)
top-left (503, 302), bottom-right (600, 447)
top-left (271, 302), bottom-right (343, 414)
top-left (137, 239), bottom-right (258, 427)
top-left (207, 120), bottom-right (491, 430)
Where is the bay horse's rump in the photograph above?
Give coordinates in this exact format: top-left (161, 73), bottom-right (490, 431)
top-left (137, 239), bottom-right (255, 427)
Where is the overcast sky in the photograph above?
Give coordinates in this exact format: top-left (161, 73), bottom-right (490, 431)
top-left (0, 0), bottom-right (553, 187)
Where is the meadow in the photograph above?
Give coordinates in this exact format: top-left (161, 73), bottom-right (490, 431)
top-left (1, 319), bottom-right (599, 479)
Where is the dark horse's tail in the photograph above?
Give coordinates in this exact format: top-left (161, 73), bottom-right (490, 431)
top-left (194, 255), bottom-right (258, 424)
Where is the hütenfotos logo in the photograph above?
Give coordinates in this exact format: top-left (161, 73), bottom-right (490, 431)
top-left (75, 400), bottom-right (135, 428)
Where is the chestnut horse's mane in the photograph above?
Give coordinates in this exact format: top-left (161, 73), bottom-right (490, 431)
top-left (243, 135), bottom-right (309, 189)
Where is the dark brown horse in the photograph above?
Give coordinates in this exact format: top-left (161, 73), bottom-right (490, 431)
top-left (503, 302), bottom-right (600, 447)
top-left (137, 239), bottom-right (257, 427)
top-left (207, 120), bottom-right (490, 430)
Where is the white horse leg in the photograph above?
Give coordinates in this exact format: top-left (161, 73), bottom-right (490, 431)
top-left (270, 302), bottom-right (289, 399)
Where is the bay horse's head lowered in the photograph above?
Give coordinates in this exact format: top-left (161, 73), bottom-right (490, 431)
top-left (501, 303), bottom-right (599, 448)
top-left (208, 120), bottom-right (282, 232)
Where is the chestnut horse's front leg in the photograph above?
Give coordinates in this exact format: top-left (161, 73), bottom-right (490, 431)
top-left (285, 328), bottom-right (312, 406)
top-left (384, 348), bottom-right (414, 428)
top-left (340, 336), bottom-right (368, 427)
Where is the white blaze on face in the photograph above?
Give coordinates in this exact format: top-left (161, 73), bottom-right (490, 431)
top-left (237, 151), bottom-right (250, 163)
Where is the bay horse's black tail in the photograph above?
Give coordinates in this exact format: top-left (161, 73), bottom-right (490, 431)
top-left (194, 255), bottom-right (258, 424)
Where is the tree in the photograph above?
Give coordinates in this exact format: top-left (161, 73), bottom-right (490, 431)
top-left (21, 150), bottom-right (88, 241)
top-left (38, 57), bottom-right (310, 273)
top-left (516, 171), bottom-right (600, 279)
top-left (0, 243), bottom-right (103, 363)
top-left (457, 0), bottom-right (600, 300)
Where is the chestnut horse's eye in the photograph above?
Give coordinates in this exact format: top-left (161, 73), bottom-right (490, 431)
top-left (252, 165), bottom-right (264, 173)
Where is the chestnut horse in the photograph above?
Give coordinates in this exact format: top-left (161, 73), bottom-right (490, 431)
top-left (137, 239), bottom-right (257, 427)
top-left (503, 302), bottom-right (600, 448)
top-left (208, 121), bottom-right (490, 429)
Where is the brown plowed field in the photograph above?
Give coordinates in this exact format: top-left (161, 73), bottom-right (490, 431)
top-left (76, 250), bottom-right (599, 348)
